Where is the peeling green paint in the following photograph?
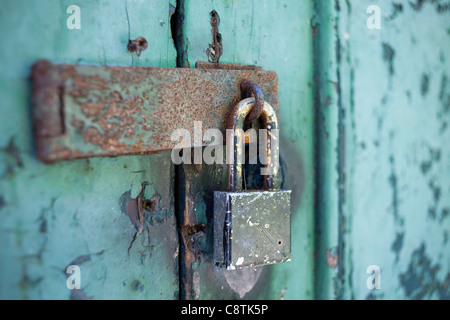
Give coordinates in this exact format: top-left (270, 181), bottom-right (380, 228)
top-left (391, 232), bottom-right (404, 263)
top-left (399, 243), bottom-right (449, 299)
top-left (382, 43), bottom-right (395, 76)
top-left (336, 0), bottom-right (450, 300)
top-left (421, 74), bottom-right (430, 96)
top-left (1, 0), bottom-right (449, 301)
top-left (0, 0), bottom-right (178, 299)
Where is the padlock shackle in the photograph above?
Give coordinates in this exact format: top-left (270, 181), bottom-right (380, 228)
top-left (226, 97), bottom-right (280, 191)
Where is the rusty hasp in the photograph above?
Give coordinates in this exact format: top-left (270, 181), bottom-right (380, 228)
top-left (31, 60), bottom-right (278, 163)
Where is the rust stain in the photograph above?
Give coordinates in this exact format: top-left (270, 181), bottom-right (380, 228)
top-left (135, 183), bottom-right (147, 234)
top-left (177, 165), bottom-right (210, 300)
top-left (127, 37), bottom-right (148, 57)
top-left (326, 249), bottom-right (338, 269)
top-left (80, 101), bottom-right (103, 117)
top-left (120, 182), bottom-right (169, 237)
top-left (31, 60), bottom-right (278, 163)
top-left (71, 119), bottom-right (84, 133)
top-left (206, 10), bottom-right (223, 63)
top-left (181, 223), bottom-right (207, 262)
top-left (31, 60), bottom-right (64, 138)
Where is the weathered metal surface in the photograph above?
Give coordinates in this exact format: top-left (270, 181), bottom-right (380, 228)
top-left (214, 190), bottom-right (291, 269)
top-left (31, 60), bottom-right (278, 163)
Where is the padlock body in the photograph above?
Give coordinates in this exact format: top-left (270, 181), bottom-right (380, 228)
top-left (214, 190), bottom-right (291, 270)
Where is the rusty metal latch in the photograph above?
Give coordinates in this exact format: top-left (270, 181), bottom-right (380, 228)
top-left (31, 60), bottom-right (278, 163)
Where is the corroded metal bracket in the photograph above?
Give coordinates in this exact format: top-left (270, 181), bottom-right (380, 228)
top-left (31, 60), bottom-right (278, 163)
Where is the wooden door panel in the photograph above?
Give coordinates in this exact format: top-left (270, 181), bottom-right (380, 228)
top-left (0, 0), bottom-right (178, 299)
top-left (178, 0), bottom-right (315, 299)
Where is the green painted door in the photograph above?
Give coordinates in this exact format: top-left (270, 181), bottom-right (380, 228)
top-left (0, 0), bottom-right (448, 300)
top-left (313, 0), bottom-right (450, 299)
top-left (0, 0), bottom-right (179, 300)
top-left (0, 0), bottom-right (314, 300)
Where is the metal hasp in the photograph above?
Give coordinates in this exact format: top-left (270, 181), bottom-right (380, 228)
top-left (214, 97), bottom-right (291, 270)
top-left (31, 60), bottom-right (278, 163)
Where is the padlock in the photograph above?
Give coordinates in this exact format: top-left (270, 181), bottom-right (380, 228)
top-left (214, 97), bottom-right (291, 270)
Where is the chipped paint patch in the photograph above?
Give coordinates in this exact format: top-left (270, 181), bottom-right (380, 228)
top-left (421, 73), bottom-right (430, 96)
top-left (389, 155), bottom-right (403, 225)
top-left (409, 0), bottom-right (450, 13)
top-left (382, 43), bottom-right (395, 76)
top-left (399, 243), bottom-right (449, 299)
top-left (326, 248), bottom-right (338, 269)
top-left (420, 147), bottom-right (441, 175)
top-left (391, 232), bottom-right (404, 263)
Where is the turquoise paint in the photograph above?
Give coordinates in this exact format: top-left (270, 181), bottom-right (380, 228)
top-left (1, 0), bottom-right (448, 300)
top-left (335, 0), bottom-right (450, 299)
top-left (0, 153), bottom-right (179, 299)
top-left (0, 0), bottom-right (178, 299)
top-left (312, 0), bottom-right (342, 299)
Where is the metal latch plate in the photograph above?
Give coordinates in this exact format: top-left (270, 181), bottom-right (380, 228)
top-left (31, 60), bottom-right (278, 163)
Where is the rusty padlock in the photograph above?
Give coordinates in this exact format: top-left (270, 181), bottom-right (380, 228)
top-left (214, 97), bottom-right (291, 270)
